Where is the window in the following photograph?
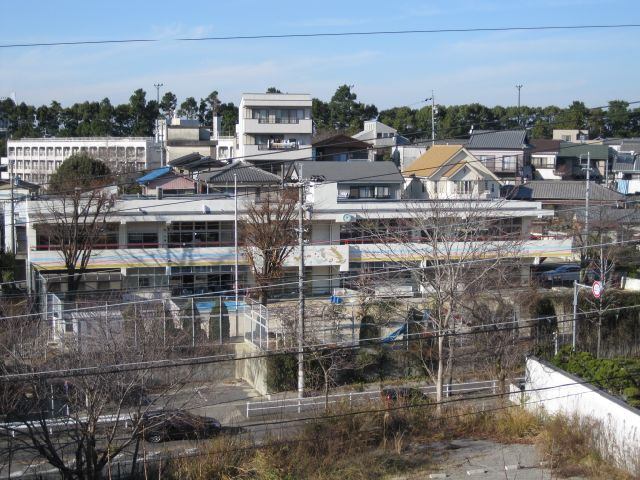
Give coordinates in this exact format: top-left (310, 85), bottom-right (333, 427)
top-left (24, 148), bottom-right (30, 156)
top-left (502, 156), bottom-right (517, 171)
top-left (127, 232), bottom-right (158, 247)
top-left (47, 161), bottom-right (53, 170)
top-left (24, 160), bottom-right (30, 169)
top-left (347, 185), bottom-right (392, 199)
top-left (532, 156), bottom-right (555, 168)
top-left (456, 180), bottom-right (474, 194)
top-left (561, 135), bottom-right (571, 142)
top-left (168, 221), bottom-right (234, 247)
top-left (17, 160), bottom-right (22, 169)
top-left (375, 186), bottom-right (391, 199)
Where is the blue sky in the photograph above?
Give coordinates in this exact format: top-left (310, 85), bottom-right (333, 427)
top-left (2, 0), bottom-right (639, 110)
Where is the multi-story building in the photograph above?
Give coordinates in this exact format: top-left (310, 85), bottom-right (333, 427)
top-left (353, 120), bottom-right (410, 161)
top-left (236, 93), bottom-right (313, 171)
top-left (2, 137), bottom-right (162, 185)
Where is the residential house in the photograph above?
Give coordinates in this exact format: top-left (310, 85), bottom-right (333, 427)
top-left (402, 145), bottom-right (501, 200)
top-left (198, 161), bottom-right (282, 196)
top-left (530, 139), bottom-right (562, 180)
top-left (507, 180), bottom-right (625, 235)
top-left (136, 167), bottom-right (198, 197)
top-left (168, 152), bottom-right (226, 176)
top-left (553, 129), bottom-right (589, 143)
top-left (165, 118), bottom-right (218, 164)
top-left (312, 133), bottom-right (370, 162)
top-left (554, 143), bottom-right (613, 180)
top-left (611, 151), bottom-right (640, 194)
top-left (466, 130), bottom-right (532, 183)
top-left (236, 92), bottom-right (313, 172)
top-left (353, 120), bottom-right (409, 161)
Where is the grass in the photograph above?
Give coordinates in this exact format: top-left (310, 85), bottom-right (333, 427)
top-left (158, 401), bottom-right (634, 480)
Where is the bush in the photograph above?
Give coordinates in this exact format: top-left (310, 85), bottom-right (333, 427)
top-left (552, 347), bottom-right (640, 407)
top-left (209, 299), bottom-right (230, 342)
top-left (266, 353), bottom-right (297, 392)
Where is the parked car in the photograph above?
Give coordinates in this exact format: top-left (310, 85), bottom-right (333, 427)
top-left (539, 264), bottom-right (581, 284)
top-left (137, 409), bottom-right (221, 443)
top-left (381, 387), bottom-right (428, 406)
top-left (538, 264), bottom-right (600, 286)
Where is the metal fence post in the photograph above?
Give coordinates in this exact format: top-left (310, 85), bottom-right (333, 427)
top-left (162, 299), bottom-right (166, 348)
top-left (191, 297), bottom-right (195, 347)
top-left (219, 296), bottom-right (223, 345)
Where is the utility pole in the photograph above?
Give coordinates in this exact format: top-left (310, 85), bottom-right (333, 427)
top-left (426, 91), bottom-right (436, 143)
top-left (9, 158), bottom-right (15, 253)
top-left (585, 152), bottom-right (591, 244)
top-left (297, 181), bottom-right (306, 409)
top-left (515, 84), bottom-right (523, 126)
top-left (154, 83), bottom-right (164, 166)
top-left (234, 173), bottom-right (239, 337)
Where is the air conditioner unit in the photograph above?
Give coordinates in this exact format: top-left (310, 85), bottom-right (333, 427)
top-left (343, 214), bottom-right (356, 222)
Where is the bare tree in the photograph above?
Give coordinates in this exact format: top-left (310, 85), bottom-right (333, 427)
top-left (0, 305), bottom-right (194, 480)
top-left (365, 199), bottom-right (523, 404)
top-left (241, 188), bottom-right (298, 305)
top-left (35, 155), bottom-right (115, 304)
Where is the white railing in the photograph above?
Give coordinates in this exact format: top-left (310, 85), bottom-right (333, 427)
top-left (244, 297), bottom-right (270, 350)
top-left (245, 378), bottom-right (524, 417)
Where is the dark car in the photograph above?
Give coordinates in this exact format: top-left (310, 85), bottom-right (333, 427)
top-left (138, 409), bottom-right (221, 443)
top-left (381, 387), bottom-right (428, 406)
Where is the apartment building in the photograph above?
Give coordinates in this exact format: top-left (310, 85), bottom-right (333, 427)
top-left (236, 93), bottom-right (313, 171)
top-left (2, 137), bottom-right (162, 185)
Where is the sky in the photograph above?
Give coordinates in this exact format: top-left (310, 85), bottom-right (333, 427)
top-left (1, 0), bottom-right (640, 110)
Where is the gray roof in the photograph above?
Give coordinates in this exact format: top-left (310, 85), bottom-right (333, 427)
top-left (467, 130), bottom-right (530, 150)
top-left (509, 180), bottom-right (625, 202)
top-left (295, 161), bottom-right (404, 184)
top-left (169, 153), bottom-right (226, 171)
top-left (200, 161), bottom-right (281, 184)
top-left (612, 152), bottom-right (640, 173)
top-left (574, 207), bottom-right (640, 225)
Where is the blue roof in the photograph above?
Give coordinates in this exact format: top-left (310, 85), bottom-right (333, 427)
top-left (137, 167), bottom-right (171, 184)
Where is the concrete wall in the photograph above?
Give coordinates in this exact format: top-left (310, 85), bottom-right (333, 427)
top-left (521, 357), bottom-right (640, 472)
top-left (235, 342), bottom-right (269, 395)
top-left (149, 356), bottom-right (236, 385)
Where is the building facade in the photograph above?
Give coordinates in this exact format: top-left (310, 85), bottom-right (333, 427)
top-left (236, 93), bottom-right (313, 170)
top-left (2, 137), bottom-right (162, 185)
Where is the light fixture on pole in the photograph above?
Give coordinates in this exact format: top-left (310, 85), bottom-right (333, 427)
top-left (154, 83), bottom-right (164, 165)
top-left (515, 84), bottom-right (523, 126)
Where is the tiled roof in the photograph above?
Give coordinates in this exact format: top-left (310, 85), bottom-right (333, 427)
top-left (200, 161), bottom-right (281, 184)
top-left (574, 207), bottom-right (640, 225)
top-left (467, 130), bottom-right (529, 150)
top-left (557, 143), bottom-right (612, 160)
top-left (404, 145), bottom-right (462, 177)
top-left (169, 153), bottom-right (226, 170)
top-left (296, 161), bottom-right (403, 184)
top-left (612, 152), bottom-right (640, 173)
top-left (530, 139), bottom-right (562, 154)
top-left (508, 181), bottom-right (624, 201)
top-left (312, 133), bottom-right (370, 149)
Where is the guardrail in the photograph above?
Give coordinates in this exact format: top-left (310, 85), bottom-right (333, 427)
top-left (245, 378), bottom-right (524, 417)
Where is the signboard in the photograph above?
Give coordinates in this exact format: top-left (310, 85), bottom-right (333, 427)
top-left (592, 280), bottom-right (603, 299)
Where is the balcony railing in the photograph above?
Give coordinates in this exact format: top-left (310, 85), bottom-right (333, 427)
top-left (257, 140), bottom-right (299, 151)
top-left (257, 118), bottom-right (300, 124)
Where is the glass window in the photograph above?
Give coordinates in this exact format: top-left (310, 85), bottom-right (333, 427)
top-left (127, 232), bottom-right (158, 247)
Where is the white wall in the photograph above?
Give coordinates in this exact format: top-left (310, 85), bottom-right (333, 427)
top-left (522, 357), bottom-right (640, 472)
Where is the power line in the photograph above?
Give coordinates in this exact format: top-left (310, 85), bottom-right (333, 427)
top-left (2, 301), bottom-right (639, 382)
top-left (0, 233), bottom-right (622, 319)
top-left (2, 24), bottom-right (640, 49)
